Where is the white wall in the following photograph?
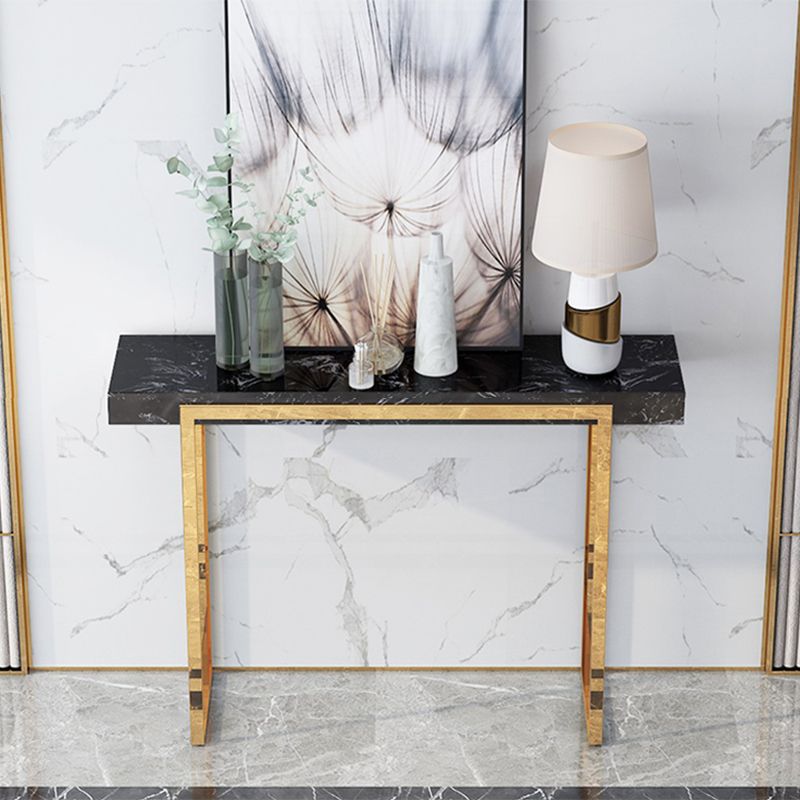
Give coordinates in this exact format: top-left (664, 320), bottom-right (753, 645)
top-left (0, 0), bottom-right (793, 667)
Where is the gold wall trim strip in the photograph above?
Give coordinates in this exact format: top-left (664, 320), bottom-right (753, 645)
top-left (0, 106), bottom-right (30, 673)
top-left (763, 5), bottom-right (800, 673)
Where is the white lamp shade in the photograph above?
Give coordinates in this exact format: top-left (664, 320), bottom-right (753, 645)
top-left (531, 122), bottom-right (658, 276)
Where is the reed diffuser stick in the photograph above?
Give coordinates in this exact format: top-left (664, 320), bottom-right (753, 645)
top-left (379, 254), bottom-right (396, 334)
top-left (359, 252), bottom-right (396, 336)
top-left (358, 259), bottom-right (377, 332)
top-left (356, 249), bottom-right (403, 376)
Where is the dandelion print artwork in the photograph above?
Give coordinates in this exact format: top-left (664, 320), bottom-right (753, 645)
top-left (228, 0), bottom-right (524, 348)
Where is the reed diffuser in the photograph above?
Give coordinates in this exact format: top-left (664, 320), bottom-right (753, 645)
top-left (357, 252), bottom-right (403, 375)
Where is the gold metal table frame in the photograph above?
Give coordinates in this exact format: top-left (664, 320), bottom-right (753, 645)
top-left (180, 403), bottom-right (612, 746)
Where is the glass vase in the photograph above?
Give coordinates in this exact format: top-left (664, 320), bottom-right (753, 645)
top-left (357, 325), bottom-right (403, 376)
top-left (213, 250), bottom-right (249, 370)
top-left (248, 256), bottom-right (285, 380)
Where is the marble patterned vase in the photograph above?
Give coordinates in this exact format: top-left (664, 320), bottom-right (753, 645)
top-left (414, 232), bottom-right (457, 377)
top-left (213, 250), bottom-right (249, 371)
top-left (248, 255), bottom-right (285, 380)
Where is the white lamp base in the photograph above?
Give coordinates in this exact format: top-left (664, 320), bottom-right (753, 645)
top-left (567, 273), bottom-right (619, 310)
top-left (561, 323), bottom-right (623, 375)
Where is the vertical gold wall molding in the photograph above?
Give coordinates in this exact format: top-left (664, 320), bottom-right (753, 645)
top-left (0, 106), bottom-right (31, 673)
top-left (763, 3), bottom-right (800, 672)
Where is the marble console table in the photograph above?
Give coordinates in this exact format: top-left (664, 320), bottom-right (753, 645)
top-left (108, 334), bottom-right (685, 746)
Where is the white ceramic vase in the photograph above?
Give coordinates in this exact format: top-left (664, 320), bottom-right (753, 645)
top-left (414, 232), bottom-right (458, 377)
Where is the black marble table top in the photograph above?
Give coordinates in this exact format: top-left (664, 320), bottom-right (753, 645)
top-left (107, 334), bottom-right (685, 426)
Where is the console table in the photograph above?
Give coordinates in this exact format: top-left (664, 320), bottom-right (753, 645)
top-left (108, 334), bottom-right (685, 747)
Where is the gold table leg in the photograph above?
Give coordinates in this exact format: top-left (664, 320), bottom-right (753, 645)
top-left (181, 409), bottom-right (212, 745)
top-left (176, 402), bottom-right (613, 747)
top-left (581, 409), bottom-right (612, 745)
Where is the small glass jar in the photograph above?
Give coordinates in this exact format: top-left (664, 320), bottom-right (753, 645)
top-left (349, 341), bottom-right (375, 390)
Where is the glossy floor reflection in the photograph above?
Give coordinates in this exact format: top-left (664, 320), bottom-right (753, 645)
top-left (0, 670), bottom-right (798, 786)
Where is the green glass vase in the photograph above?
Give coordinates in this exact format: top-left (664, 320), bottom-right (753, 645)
top-left (248, 256), bottom-right (285, 380)
top-left (213, 251), bottom-right (249, 370)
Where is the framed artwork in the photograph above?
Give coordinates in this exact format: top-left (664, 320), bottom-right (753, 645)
top-left (227, 0), bottom-right (525, 349)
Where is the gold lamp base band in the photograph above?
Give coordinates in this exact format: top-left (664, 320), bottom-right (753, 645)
top-left (564, 294), bottom-right (621, 344)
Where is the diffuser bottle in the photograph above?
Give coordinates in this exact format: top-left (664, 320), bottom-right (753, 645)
top-left (348, 342), bottom-right (374, 390)
top-left (414, 232), bottom-right (458, 377)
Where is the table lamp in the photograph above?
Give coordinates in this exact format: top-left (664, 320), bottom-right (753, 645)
top-left (531, 122), bottom-right (658, 375)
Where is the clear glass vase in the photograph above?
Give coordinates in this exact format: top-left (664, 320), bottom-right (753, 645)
top-left (357, 325), bottom-right (403, 376)
top-left (248, 256), bottom-right (285, 380)
top-left (213, 251), bottom-right (249, 370)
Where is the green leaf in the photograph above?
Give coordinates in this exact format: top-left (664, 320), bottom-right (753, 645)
top-left (166, 156), bottom-right (191, 177)
top-left (209, 228), bottom-right (238, 252)
top-left (233, 219), bottom-right (252, 231)
top-left (176, 188), bottom-right (199, 198)
top-left (208, 193), bottom-right (229, 210)
top-left (206, 176), bottom-right (228, 187)
top-left (196, 197), bottom-right (218, 214)
top-left (213, 127), bottom-right (228, 143)
top-left (212, 154), bottom-right (234, 172)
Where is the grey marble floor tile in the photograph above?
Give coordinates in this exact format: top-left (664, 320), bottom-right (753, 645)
top-left (0, 670), bottom-right (799, 787)
top-left (0, 788), bottom-right (799, 799)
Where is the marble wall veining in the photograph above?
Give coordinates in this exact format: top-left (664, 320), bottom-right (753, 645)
top-left (0, 0), bottom-right (794, 667)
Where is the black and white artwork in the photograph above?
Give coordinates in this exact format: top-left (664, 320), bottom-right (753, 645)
top-left (228, 0), bottom-right (524, 348)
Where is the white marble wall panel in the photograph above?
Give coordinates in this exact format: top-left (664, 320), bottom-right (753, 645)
top-left (0, 0), bottom-right (793, 666)
top-left (206, 424), bottom-right (587, 667)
